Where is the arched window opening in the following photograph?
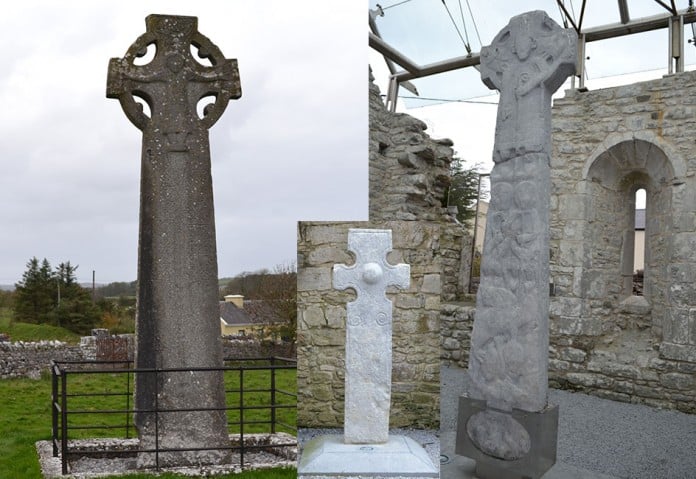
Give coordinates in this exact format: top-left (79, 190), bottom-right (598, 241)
top-left (633, 188), bottom-right (646, 296)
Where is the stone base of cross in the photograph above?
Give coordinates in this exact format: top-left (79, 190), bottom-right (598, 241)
top-left (298, 228), bottom-right (437, 477)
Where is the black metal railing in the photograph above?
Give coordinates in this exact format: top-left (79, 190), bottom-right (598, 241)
top-left (51, 357), bottom-right (297, 475)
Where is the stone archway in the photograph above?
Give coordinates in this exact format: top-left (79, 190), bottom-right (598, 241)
top-left (584, 137), bottom-right (676, 337)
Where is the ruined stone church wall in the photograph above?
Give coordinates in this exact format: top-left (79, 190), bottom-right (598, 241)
top-left (547, 72), bottom-right (696, 413)
top-left (297, 221), bottom-right (442, 429)
top-left (369, 73), bottom-right (454, 222)
top-left (443, 73), bottom-right (696, 414)
top-left (369, 74), bottom-right (472, 301)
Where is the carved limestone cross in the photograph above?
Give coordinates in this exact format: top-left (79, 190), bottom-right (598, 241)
top-left (107, 14), bottom-right (241, 135)
top-left (480, 10), bottom-right (576, 163)
top-left (457, 11), bottom-right (576, 477)
top-left (106, 14), bottom-right (241, 467)
top-left (333, 229), bottom-right (410, 444)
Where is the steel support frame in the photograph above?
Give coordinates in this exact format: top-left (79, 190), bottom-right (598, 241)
top-left (371, 7), bottom-right (696, 110)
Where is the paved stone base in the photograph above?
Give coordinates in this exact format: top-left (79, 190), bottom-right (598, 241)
top-left (298, 434), bottom-right (438, 477)
top-left (441, 432), bottom-right (617, 479)
top-left (456, 397), bottom-right (558, 479)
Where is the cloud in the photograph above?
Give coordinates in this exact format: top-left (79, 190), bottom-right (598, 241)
top-left (0, 1), bottom-right (366, 284)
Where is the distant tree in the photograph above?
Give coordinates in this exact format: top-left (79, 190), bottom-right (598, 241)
top-left (0, 290), bottom-right (14, 310)
top-left (50, 288), bottom-right (101, 334)
top-left (221, 269), bottom-right (270, 299)
top-left (95, 281), bottom-right (137, 299)
top-left (13, 258), bottom-right (100, 334)
top-left (51, 262), bottom-right (100, 334)
top-left (443, 157), bottom-right (488, 224)
top-left (255, 262), bottom-right (297, 342)
top-left (14, 257), bottom-right (56, 324)
top-left (97, 296), bottom-right (136, 334)
top-left (222, 263), bottom-right (297, 342)
top-left (55, 261), bottom-right (78, 288)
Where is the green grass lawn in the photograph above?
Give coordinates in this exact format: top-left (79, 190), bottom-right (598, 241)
top-left (0, 308), bottom-right (81, 344)
top-left (0, 365), bottom-right (297, 479)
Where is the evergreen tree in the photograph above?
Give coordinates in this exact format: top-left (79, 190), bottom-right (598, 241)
top-left (443, 157), bottom-right (488, 224)
top-left (51, 262), bottom-right (100, 334)
top-left (14, 258), bottom-right (100, 334)
top-left (14, 257), bottom-right (55, 324)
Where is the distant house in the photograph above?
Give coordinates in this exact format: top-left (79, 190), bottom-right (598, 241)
top-left (473, 200), bottom-right (489, 253)
top-left (219, 294), bottom-right (285, 339)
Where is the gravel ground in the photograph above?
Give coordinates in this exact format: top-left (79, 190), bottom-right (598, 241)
top-left (441, 364), bottom-right (696, 479)
top-left (298, 428), bottom-right (439, 479)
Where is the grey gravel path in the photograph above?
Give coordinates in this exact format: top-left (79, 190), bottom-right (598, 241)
top-left (441, 364), bottom-right (696, 479)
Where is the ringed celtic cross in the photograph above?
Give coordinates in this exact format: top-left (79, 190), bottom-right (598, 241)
top-left (107, 14), bottom-right (241, 466)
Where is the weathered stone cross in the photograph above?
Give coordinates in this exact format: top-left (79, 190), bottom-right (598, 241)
top-left (107, 14), bottom-right (240, 466)
top-left (333, 229), bottom-right (410, 444)
top-left (457, 11), bottom-right (576, 479)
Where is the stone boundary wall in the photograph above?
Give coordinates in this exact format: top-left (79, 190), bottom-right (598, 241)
top-left (297, 221), bottom-right (442, 430)
top-left (441, 303), bottom-right (696, 413)
top-left (222, 339), bottom-right (296, 360)
top-left (0, 335), bottom-right (294, 380)
top-left (0, 341), bottom-right (83, 379)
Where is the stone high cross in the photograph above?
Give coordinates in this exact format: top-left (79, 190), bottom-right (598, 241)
top-left (333, 229), bottom-right (410, 444)
top-left (457, 11), bottom-right (575, 478)
top-left (107, 14), bottom-right (241, 467)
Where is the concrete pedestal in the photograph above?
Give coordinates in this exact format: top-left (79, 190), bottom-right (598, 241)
top-left (298, 434), bottom-right (438, 477)
top-left (456, 397), bottom-right (558, 479)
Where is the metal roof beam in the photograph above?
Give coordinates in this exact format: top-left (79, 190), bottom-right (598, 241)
top-left (369, 8), bottom-right (419, 95)
top-left (583, 8), bottom-right (696, 42)
top-left (368, 32), bottom-right (481, 82)
top-left (368, 32), bottom-right (420, 74)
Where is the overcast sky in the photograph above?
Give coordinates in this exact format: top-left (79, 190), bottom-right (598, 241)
top-left (3, 1), bottom-right (692, 285)
top-left (0, 1), bottom-right (366, 285)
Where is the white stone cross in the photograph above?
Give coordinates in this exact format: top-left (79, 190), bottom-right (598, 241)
top-left (333, 229), bottom-right (410, 444)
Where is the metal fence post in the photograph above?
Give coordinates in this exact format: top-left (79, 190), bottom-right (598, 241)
top-left (51, 362), bottom-right (58, 457)
top-left (270, 358), bottom-right (276, 434)
top-left (60, 369), bottom-right (69, 475)
top-left (239, 368), bottom-right (244, 469)
top-left (125, 367), bottom-right (131, 439)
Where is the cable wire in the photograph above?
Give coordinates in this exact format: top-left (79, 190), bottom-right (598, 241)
top-left (441, 0), bottom-right (469, 49)
top-left (380, 0), bottom-right (416, 10)
top-left (391, 94), bottom-right (498, 105)
top-left (568, 0), bottom-right (578, 23)
top-left (557, 1), bottom-right (569, 28)
top-left (465, 0), bottom-right (483, 48)
top-left (457, 0), bottom-right (472, 53)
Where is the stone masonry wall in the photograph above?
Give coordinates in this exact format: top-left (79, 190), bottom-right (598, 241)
top-left (297, 221), bottom-right (442, 429)
top-left (548, 72), bottom-right (696, 414)
top-left (0, 340), bottom-right (83, 379)
top-left (369, 74), bottom-right (473, 302)
top-left (442, 303), bottom-right (696, 413)
top-left (0, 335), bottom-right (293, 380)
top-left (369, 71), bottom-right (454, 222)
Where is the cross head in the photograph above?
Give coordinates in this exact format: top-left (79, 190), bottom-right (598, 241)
top-left (333, 229), bottom-right (410, 328)
top-left (107, 14), bottom-right (241, 134)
